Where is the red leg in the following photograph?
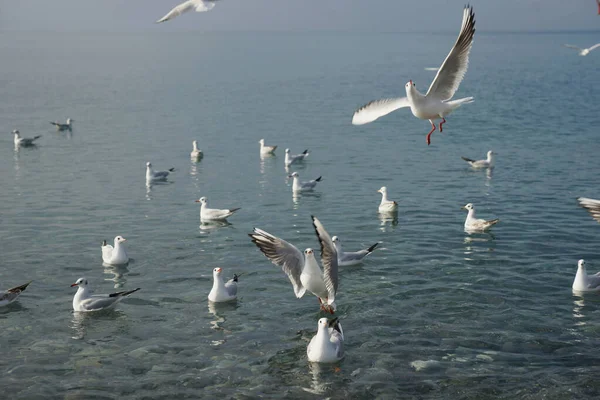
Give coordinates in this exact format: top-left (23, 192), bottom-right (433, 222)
top-left (426, 121), bottom-right (436, 146)
top-left (439, 117), bottom-right (447, 132)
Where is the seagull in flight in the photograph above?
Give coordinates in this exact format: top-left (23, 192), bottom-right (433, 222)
top-left (156, 0), bottom-right (218, 24)
top-left (352, 6), bottom-right (476, 145)
top-left (563, 43), bottom-right (600, 57)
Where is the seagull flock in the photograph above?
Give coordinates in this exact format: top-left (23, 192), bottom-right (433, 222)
top-left (6, 4), bottom-right (600, 366)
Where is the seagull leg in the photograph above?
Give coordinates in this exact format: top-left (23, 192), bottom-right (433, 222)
top-left (426, 120), bottom-right (436, 145)
top-left (439, 117), bottom-right (447, 132)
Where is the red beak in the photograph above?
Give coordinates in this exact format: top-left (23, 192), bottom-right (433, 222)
top-left (216, 268), bottom-right (222, 273)
top-left (409, 80), bottom-right (413, 85)
top-left (70, 283), bottom-right (78, 287)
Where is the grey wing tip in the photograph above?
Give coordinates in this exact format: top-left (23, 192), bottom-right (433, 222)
top-left (367, 242), bottom-right (379, 254)
top-left (168, 168), bottom-right (175, 172)
top-left (489, 219), bottom-right (500, 225)
top-left (9, 281), bottom-right (32, 293)
top-left (315, 176), bottom-right (322, 182)
top-left (233, 274), bottom-right (239, 282)
top-left (302, 150), bottom-right (309, 155)
top-left (461, 156), bottom-right (475, 163)
top-left (229, 207), bottom-right (241, 213)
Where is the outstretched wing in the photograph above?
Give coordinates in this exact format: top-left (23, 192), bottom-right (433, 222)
top-left (249, 228), bottom-right (306, 298)
top-left (351, 97), bottom-right (409, 125)
top-left (588, 43), bottom-right (600, 52)
top-left (311, 216), bottom-right (338, 305)
top-left (563, 44), bottom-right (583, 51)
top-left (426, 6), bottom-right (476, 101)
top-left (195, 0), bottom-right (217, 12)
top-left (578, 197), bottom-right (600, 223)
top-left (156, 0), bottom-right (195, 23)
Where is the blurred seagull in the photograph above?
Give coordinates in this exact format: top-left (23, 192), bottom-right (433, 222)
top-left (462, 203), bottom-right (499, 232)
top-left (13, 130), bottom-right (41, 147)
top-left (285, 148), bottom-right (309, 167)
top-left (71, 278), bottom-right (140, 312)
top-left (577, 197), bottom-right (600, 223)
top-left (0, 281), bottom-right (32, 307)
top-left (332, 236), bottom-right (378, 266)
top-left (50, 118), bottom-right (73, 131)
top-left (352, 6), bottom-right (476, 145)
top-left (156, 0), bottom-right (218, 23)
top-left (377, 186), bottom-right (398, 213)
top-left (196, 196), bottom-right (240, 221)
top-left (289, 172), bottom-right (322, 192)
top-left (146, 162), bottom-right (175, 182)
top-left (259, 139), bottom-right (277, 156)
top-left (101, 236), bottom-right (129, 265)
top-left (249, 216), bottom-right (338, 313)
top-left (190, 140), bottom-right (203, 161)
top-left (208, 267), bottom-right (238, 302)
top-left (307, 317), bottom-right (344, 363)
top-left (461, 150), bottom-right (495, 168)
top-left (572, 259), bottom-right (600, 292)
top-left (563, 43), bottom-right (600, 56)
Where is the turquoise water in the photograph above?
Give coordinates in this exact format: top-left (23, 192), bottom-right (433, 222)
top-left (1, 30), bottom-right (600, 398)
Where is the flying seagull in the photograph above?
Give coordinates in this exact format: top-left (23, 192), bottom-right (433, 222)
top-left (156, 0), bottom-right (218, 24)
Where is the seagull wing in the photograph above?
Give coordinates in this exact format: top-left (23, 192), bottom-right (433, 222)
top-left (426, 6), bottom-right (476, 101)
top-left (311, 216), bottom-right (338, 305)
top-left (195, 0), bottom-right (217, 12)
top-left (249, 228), bottom-right (306, 298)
top-left (578, 197), bottom-right (600, 223)
top-left (587, 43), bottom-right (600, 52)
top-left (156, 0), bottom-right (196, 23)
top-left (563, 44), bottom-right (583, 51)
top-left (351, 97), bottom-right (410, 125)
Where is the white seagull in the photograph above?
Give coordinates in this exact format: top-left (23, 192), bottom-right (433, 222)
top-left (259, 139), bottom-right (277, 156)
top-left (462, 203), bottom-right (499, 232)
top-left (249, 216), bottom-right (339, 313)
top-left (332, 236), bottom-right (379, 267)
top-left (563, 43), bottom-right (600, 57)
top-left (195, 196), bottom-right (240, 222)
top-left (285, 148), bottom-right (309, 167)
top-left (572, 259), bottom-right (600, 292)
top-left (377, 186), bottom-right (398, 213)
top-left (289, 172), bottom-right (322, 192)
top-left (146, 162), bottom-right (175, 182)
top-left (0, 281), bottom-right (32, 307)
top-left (578, 197), bottom-right (600, 223)
top-left (71, 278), bottom-right (140, 312)
top-left (156, 0), bottom-right (218, 23)
top-left (101, 236), bottom-right (129, 265)
top-left (307, 317), bottom-right (344, 363)
top-left (50, 118), bottom-right (73, 131)
top-left (208, 267), bottom-right (239, 302)
top-left (461, 150), bottom-right (495, 169)
top-left (190, 140), bottom-right (203, 161)
top-left (13, 130), bottom-right (41, 147)
top-left (352, 6), bottom-right (476, 145)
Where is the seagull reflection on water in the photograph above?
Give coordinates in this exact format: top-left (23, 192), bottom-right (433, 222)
top-left (103, 263), bottom-right (130, 289)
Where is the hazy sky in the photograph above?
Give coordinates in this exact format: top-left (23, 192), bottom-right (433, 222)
top-left (1, 1), bottom-right (599, 33)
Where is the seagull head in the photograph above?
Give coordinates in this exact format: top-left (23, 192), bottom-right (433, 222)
top-left (487, 150), bottom-right (495, 158)
top-left (192, 140), bottom-right (198, 147)
top-left (285, 148), bottom-right (290, 154)
top-left (12, 130), bottom-right (20, 136)
top-left (332, 236), bottom-right (339, 243)
top-left (67, 118), bottom-right (73, 124)
top-left (288, 172), bottom-right (299, 178)
top-left (146, 162), bottom-right (152, 168)
top-left (462, 203), bottom-right (474, 211)
top-left (377, 186), bottom-right (387, 195)
top-left (259, 139), bottom-right (264, 144)
top-left (317, 318), bottom-right (329, 330)
top-left (304, 248), bottom-right (314, 257)
top-left (405, 80), bottom-right (416, 95)
top-left (115, 236), bottom-right (127, 244)
top-left (213, 267), bottom-right (222, 277)
top-left (71, 277), bottom-right (88, 288)
top-left (578, 259), bottom-right (586, 270)
top-left (195, 197), bottom-right (208, 205)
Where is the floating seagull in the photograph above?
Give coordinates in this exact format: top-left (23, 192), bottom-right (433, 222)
top-left (190, 140), bottom-right (203, 161)
top-left (352, 6), bottom-right (476, 145)
top-left (259, 139), bottom-right (277, 156)
top-left (307, 317), bottom-right (344, 363)
top-left (462, 203), bottom-right (499, 232)
top-left (563, 43), bottom-right (600, 56)
top-left (285, 148), bottom-right (309, 167)
top-left (0, 281), bottom-right (32, 307)
top-left (101, 236), bottom-right (129, 265)
top-left (13, 130), bottom-right (41, 147)
top-left (332, 236), bottom-right (378, 266)
top-left (461, 150), bottom-right (495, 169)
top-left (208, 267), bottom-right (238, 302)
top-left (249, 216), bottom-right (338, 313)
top-left (50, 118), bottom-right (73, 131)
top-left (156, 0), bottom-right (218, 23)
top-left (289, 172), bottom-right (322, 192)
top-left (573, 259), bottom-right (600, 292)
top-left (377, 186), bottom-right (398, 213)
top-left (71, 278), bottom-right (140, 312)
top-left (577, 197), bottom-right (600, 223)
top-left (146, 162), bottom-right (175, 182)
top-left (195, 196), bottom-right (240, 222)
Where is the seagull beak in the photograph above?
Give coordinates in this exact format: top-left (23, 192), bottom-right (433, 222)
top-left (409, 80), bottom-right (413, 85)
top-left (121, 238), bottom-right (127, 242)
top-left (216, 268), bottom-right (222, 273)
top-left (70, 283), bottom-right (78, 287)
top-left (461, 206), bottom-right (466, 210)
top-left (195, 199), bottom-right (201, 203)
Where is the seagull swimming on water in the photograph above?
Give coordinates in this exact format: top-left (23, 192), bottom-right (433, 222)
top-left (563, 43), bottom-right (600, 56)
top-left (259, 139), bottom-right (277, 156)
top-left (190, 140), bottom-right (203, 161)
top-left (352, 5), bottom-right (476, 145)
top-left (50, 118), bottom-right (73, 131)
top-left (196, 196), bottom-right (240, 222)
top-left (146, 162), bottom-right (175, 182)
top-left (377, 186), bottom-right (398, 213)
top-left (13, 130), bottom-right (41, 147)
top-left (572, 259), bottom-right (600, 292)
top-left (285, 148), bottom-right (309, 167)
top-left (577, 197), bottom-right (600, 223)
top-left (462, 203), bottom-right (499, 232)
top-left (461, 150), bottom-right (495, 169)
top-left (208, 267), bottom-right (239, 302)
top-left (289, 172), bottom-right (322, 192)
top-left (307, 317), bottom-right (344, 363)
top-left (332, 236), bottom-right (379, 266)
top-left (156, 0), bottom-right (218, 23)
top-left (71, 278), bottom-right (140, 312)
top-left (249, 216), bottom-right (339, 313)
top-left (0, 281), bottom-right (32, 307)
top-left (101, 236), bottom-right (129, 265)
